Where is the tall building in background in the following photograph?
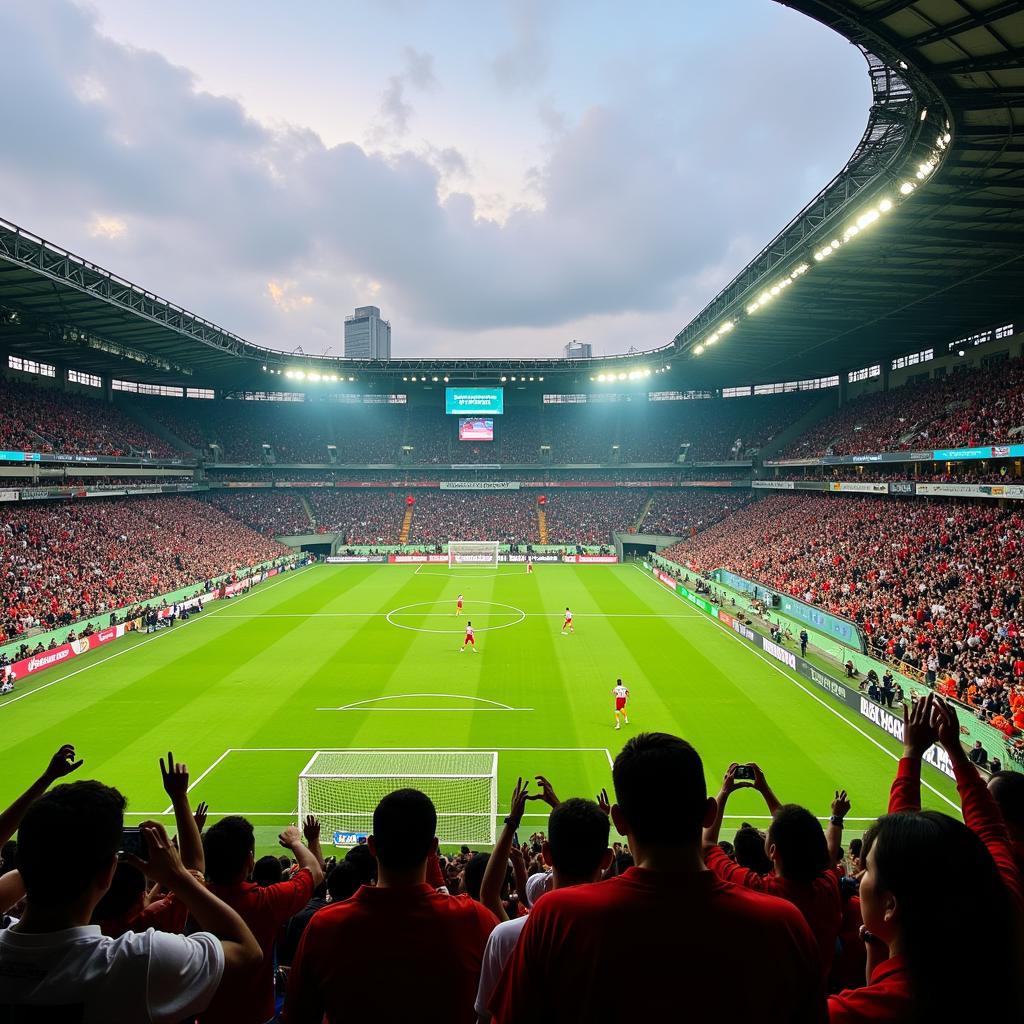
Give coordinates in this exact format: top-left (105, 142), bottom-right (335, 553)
top-left (564, 340), bottom-right (592, 359)
top-left (344, 306), bottom-right (392, 359)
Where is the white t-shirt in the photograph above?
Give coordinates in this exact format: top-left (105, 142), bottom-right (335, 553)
top-left (525, 871), bottom-right (552, 908)
top-left (0, 924), bottom-right (224, 1023)
top-left (474, 915), bottom-right (528, 1018)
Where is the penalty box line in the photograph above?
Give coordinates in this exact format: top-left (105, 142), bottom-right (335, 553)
top-left (162, 745), bottom-right (617, 814)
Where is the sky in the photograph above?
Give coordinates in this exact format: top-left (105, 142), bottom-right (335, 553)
top-left (0, 0), bottom-right (870, 359)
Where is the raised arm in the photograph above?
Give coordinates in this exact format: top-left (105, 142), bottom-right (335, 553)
top-left (125, 821), bottom-right (261, 976)
top-left (888, 695), bottom-right (938, 813)
top-left (279, 825), bottom-right (324, 888)
top-left (302, 815), bottom-right (326, 873)
top-left (826, 789), bottom-right (850, 866)
top-left (0, 745), bottom-right (82, 847)
top-left (751, 763), bottom-right (780, 815)
top-left (161, 751), bottom-right (204, 875)
top-left (703, 763), bottom-right (752, 848)
top-left (481, 777), bottom-right (531, 922)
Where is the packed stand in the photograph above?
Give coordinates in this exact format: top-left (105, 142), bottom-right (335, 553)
top-left (0, 379), bottom-right (180, 457)
top-left (201, 490), bottom-right (312, 536)
top-left (304, 490), bottom-right (405, 544)
top-left (662, 493), bottom-right (1024, 724)
top-left (543, 488), bottom-right (646, 545)
top-left (2, 714), bottom-right (1020, 1022)
top-left (406, 491), bottom-right (540, 546)
top-left (640, 488), bottom-right (756, 536)
top-left (784, 356), bottom-right (1024, 459)
top-left (0, 495), bottom-right (288, 642)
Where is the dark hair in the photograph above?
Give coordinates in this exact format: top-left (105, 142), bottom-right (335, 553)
top-left (371, 789), bottom-right (437, 870)
top-left (91, 862), bottom-right (146, 923)
top-left (344, 842), bottom-right (377, 885)
top-left (848, 837), bottom-right (863, 860)
top-left (612, 732), bottom-right (707, 845)
top-left (767, 805), bottom-right (829, 883)
top-left (0, 841), bottom-right (16, 876)
top-left (613, 849), bottom-right (634, 874)
top-left (326, 860), bottom-right (362, 902)
top-left (16, 781), bottom-right (125, 908)
top-left (462, 852), bottom-right (489, 900)
top-left (989, 771), bottom-right (1024, 831)
top-left (871, 812), bottom-right (1023, 1021)
top-left (733, 824), bottom-right (772, 874)
top-left (547, 798), bottom-right (610, 880)
top-left (253, 854), bottom-right (284, 887)
top-left (203, 815), bottom-right (255, 885)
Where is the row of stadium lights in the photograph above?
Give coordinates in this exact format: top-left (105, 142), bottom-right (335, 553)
top-left (398, 375), bottom-right (546, 382)
top-left (589, 365), bottom-right (671, 382)
top-left (689, 121), bottom-right (952, 359)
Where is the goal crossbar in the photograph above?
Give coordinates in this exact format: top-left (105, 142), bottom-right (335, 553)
top-left (447, 540), bottom-right (499, 568)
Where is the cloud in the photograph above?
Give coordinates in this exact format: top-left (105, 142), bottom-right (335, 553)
top-left (491, 0), bottom-right (551, 92)
top-left (0, 0), bottom-right (869, 358)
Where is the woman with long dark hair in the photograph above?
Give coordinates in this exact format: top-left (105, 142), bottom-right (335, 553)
top-left (829, 811), bottom-right (1023, 1022)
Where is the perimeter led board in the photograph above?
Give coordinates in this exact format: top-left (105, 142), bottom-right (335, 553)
top-left (445, 387), bottom-right (504, 415)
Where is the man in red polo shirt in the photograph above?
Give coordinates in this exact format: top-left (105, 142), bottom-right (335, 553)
top-left (200, 815), bottom-right (324, 1024)
top-left (489, 733), bottom-right (823, 1022)
top-left (283, 788), bottom-right (498, 1024)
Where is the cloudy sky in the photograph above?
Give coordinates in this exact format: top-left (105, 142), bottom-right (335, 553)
top-left (0, 0), bottom-right (869, 358)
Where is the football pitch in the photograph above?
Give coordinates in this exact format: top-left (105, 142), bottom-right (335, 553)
top-left (0, 563), bottom-right (960, 853)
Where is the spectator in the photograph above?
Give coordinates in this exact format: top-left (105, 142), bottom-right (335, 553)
top-left (702, 763), bottom-right (842, 977)
top-left (0, 774), bottom-right (261, 1022)
top-left (828, 811), bottom-right (1022, 1022)
top-left (283, 789), bottom-right (497, 1023)
top-left (490, 733), bottom-right (822, 1021)
top-left (475, 778), bottom-right (613, 1020)
top-left (969, 740), bottom-right (989, 767)
top-left (200, 815), bottom-right (324, 1024)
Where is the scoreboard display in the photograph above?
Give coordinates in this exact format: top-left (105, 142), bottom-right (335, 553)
top-left (445, 387), bottom-right (504, 416)
top-left (459, 417), bottom-right (494, 441)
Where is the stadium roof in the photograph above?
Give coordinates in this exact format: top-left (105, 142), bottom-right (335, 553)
top-left (0, 0), bottom-right (1021, 392)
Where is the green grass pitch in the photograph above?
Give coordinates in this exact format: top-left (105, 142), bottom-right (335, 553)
top-left (0, 563), bottom-right (959, 854)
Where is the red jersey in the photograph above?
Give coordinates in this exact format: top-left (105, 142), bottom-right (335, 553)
top-left (284, 883), bottom-right (497, 1023)
top-left (490, 866), bottom-right (823, 1022)
top-left (828, 956), bottom-right (910, 1023)
top-left (704, 845), bottom-right (841, 978)
top-left (202, 868), bottom-right (316, 1024)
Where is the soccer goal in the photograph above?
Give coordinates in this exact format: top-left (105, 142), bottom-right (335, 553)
top-left (297, 750), bottom-right (499, 846)
top-left (448, 540), bottom-right (500, 568)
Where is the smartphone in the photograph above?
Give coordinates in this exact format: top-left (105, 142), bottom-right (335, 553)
top-left (120, 826), bottom-right (148, 859)
top-left (513, 831), bottom-right (520, 848)
top-left (733, 764), bottom-right (756, 781)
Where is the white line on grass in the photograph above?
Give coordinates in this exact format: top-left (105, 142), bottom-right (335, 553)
top-left (327, 693), bottom-right (521, 711)
top-left (0, 566), bottom-right (313, 712)
top-left (211, 612), bottom-right (702, 619)
top-left (227, 745), bottom-right (612, 752)
top-left (316, 708), bottom-right (535, 712)
top-left (631, 565), bottom-right (960, 813)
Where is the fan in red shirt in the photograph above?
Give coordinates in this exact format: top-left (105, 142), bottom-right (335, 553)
top-left (284, 788), bottom-right (497, 1023)
top-left (489, 733), bottom-right (823, 1023)
top-left (200, 815), bottom-right (324, 1024)
top-left (702, 763), bottom-right (842, 979)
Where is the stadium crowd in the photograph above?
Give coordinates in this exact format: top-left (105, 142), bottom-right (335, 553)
top-left (662, 493), bottom-right (1024, 729)
top-left (202, 491), bottom-right (312, 537)
top-left (0, 496), bottom-right (287, 643)
top-left (0, 380), bottom-right (178, 457)
top-left (305, 490), bottom-right (406, 544)
top-left (1, 707), bottom-right (1019, 1022)
top-left (783, 355), bottom-right (1024, 459)
top-left (640, 488), bottom-right (756, 536)
top-left (543, 488), bottom-right (645, 545)
top-left (407, 492), bottom-right (540, 546)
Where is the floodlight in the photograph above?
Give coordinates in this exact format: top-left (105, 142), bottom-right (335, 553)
top-left (879, 198), bottom-right (893, 212)
top-left (900, 182), bottom-right (915, 195)
top-left (443, 376), bottom-right (449, 382)
top-left (617, 373), bottom-right (626, 381)
top-left (432, 375), bottom-right (439, 382)
top-left (943, 133), bottom-right (951, 144)
top-left (501, 376), bottom-right (507, 382)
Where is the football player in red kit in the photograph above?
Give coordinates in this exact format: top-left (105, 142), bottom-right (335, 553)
top-left (456, 593), bottom-right (464, 616)
top-left (461, 621), bottom-right (477, 653)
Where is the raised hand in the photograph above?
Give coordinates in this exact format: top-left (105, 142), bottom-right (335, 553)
top-left (505, 777), bottom-right (532, 831)
top-left (903, 694), bottom-right (939, 758)
top-left (44, 744), bottom-right (83, 782)
top-left (279, 825), bottom-right (303, 850)
top-left (831, 789), bottom-right (851, 819)
top-left (721, 763), bottom-right (754, 795)
top-left (533, 775), bottom-right (560, 809)
top-left (303, 815), bottom-right (321, 844)
top-left (929, 695), bottom-right (964, 756)
top-left (160, 751), bottom-right (190, 801)
top-left (596, 788), bottom-right (611, 816)
top-left (193, 801), bottom-right (209, 833)
top-left (121, 821), bottom-right (188, 889)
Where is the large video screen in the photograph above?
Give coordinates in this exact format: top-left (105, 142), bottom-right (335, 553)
top-left (459, 417), bottom-right (494, 441)
top-left (445, 387), bottom-right (504, 416)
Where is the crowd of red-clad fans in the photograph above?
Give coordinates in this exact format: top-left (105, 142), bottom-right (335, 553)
top-left (640, 488), bottom-right (756, 535)
top-left (201, 491), bottom-right (313, 537)
top-left (1, 709), bottom-right (1020, 1021)
top-left (305, 491), bottom-right (406, 544)
top-left (407, 492), bottom-right (541, 546)
top-left (662, 494), bottom-right (1024, 732)
top-left (0, 379), bottom-right (177, 458)
top-left (0, 496), bottom-right (287, 643)
top-left (543, 488), bottom-right (645, 545)
top-left (783, 356), bottom-right (1024, 459)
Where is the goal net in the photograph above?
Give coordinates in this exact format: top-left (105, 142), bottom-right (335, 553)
top-left (448, 540), bottom-right (499, 568)
top-left (297, 750), bottom-right (498, 846)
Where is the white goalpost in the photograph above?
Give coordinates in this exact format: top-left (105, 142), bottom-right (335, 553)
top-left (297, 750), bottom-right (499, 845)
top-left (447, 540), bottom-right (500, 568)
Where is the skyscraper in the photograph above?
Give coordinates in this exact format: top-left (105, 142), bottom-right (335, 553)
top-left (344, 306), bottom-right (392, 359)
top-left (564, 340), bottom-right (592, 359)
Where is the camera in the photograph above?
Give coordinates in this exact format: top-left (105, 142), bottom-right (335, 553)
top-left (733, 764), bottom-right (756, 781)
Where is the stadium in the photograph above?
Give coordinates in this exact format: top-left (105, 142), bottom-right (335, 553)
top-left (1, 1), bottom-right (1023, 1021)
